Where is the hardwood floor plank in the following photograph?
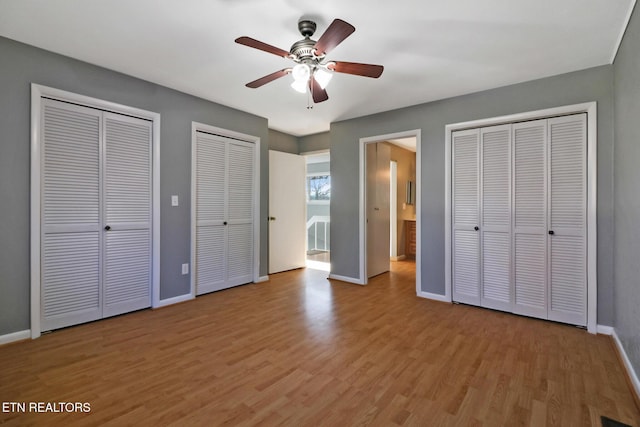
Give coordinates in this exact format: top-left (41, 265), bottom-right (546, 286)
top-left (1, 260), bottom-right (638, 426)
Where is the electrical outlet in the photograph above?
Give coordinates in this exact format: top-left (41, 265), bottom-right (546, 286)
top-left (181, 263), bottom-right (189, 275)
top-left (171, 195), bottom-right (179, 206)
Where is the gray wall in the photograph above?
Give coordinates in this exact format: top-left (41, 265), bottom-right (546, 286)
top-left (613, 4), bottom-right (640, 378)
top-left (268, 129), bottom-right (299, 154)
top-left (0, 37), bottom-right (269, 335)
top-left (330, 65), bottom-right (615, 326)
top-left (299, 132), bottom-right (330, 153)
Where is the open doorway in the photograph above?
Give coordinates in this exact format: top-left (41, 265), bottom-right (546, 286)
top-left (359, 131), bottom-right (421, 292)
top-left (304, 150), bottom-right (330, 272)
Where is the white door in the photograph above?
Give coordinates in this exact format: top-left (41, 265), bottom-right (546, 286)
top-left (366, 143), bottom-right (390, 278)
top-left (451, 129), bottom-right (480, 305)
top-left (547, 114), bottom-right (587, 325)
top-left (102, 113), bottom-right (152, 317)
top-left (40, 99), bottom-right (152, 332)
top-left (512, 119), bottom-right (548, 319)
top-left (268, 150), bottom-right (306, 274)
top-left (41, 100), bottom-right (103, 331)
top-left (480, 125), bottom-right (512, 312)
top-left (194, 132), bottom-right (255, 295)
top-left (226, 141), bottom-right (255, 286)
top-left (195, 132), bottom-right (226, 294)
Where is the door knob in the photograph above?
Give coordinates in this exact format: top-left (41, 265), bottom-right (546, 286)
top-left (548, 230), bottom-right (554, 235)
top-left (474, 226), bottom-right (479, 231)
top-left (268, 216), bottom-right (276, 221)
top-left (104, 225), bottom-right (111, 231)
top-left (223, 221), bottom-right (228, 225)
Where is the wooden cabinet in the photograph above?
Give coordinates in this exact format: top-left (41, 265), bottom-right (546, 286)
top-left (405, 220), bottom-right (416, 259)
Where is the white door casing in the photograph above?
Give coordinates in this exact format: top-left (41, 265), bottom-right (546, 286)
top-left (268, 150), bottom-right (306, 274)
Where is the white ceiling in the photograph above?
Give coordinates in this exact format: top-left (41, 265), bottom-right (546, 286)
top-left (0, 0), bottom-right (634, 136)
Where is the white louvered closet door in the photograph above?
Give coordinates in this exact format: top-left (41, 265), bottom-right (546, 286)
top-left (102, 113), bottom-right (152, 317)
top-left (195, 132), bottom-right (227, 295)
top-left (512, 120), bottom-right (548, 319)
top-left (480, 125), bottom-right (512, 312)
top-left (452, 129), bottom-right (481, 305)
top-left (41, 99), bottom-right (103, 331)
top-left (547, 114), bottom-right (587, 325)
top-left (194, 132), bottom-right (255, 294)
top-left (226, 140), bottom-right (255, 287)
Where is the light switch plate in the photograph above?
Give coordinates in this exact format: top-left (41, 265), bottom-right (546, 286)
top-left (171, 195), bottom-right (179, 206)
top-left (181, 263), bottom-right (189, 275)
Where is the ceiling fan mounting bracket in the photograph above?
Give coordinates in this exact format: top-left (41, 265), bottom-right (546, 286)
top-left (298, 20), bottom-right (317, 38)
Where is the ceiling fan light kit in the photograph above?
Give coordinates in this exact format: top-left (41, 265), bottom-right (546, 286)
top-left (235, 18), bottom-right (384, 104)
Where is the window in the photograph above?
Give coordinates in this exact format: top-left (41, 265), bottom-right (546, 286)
top-left (307, 174), bottom-right (330, 203)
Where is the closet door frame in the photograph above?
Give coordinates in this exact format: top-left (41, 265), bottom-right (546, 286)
top-left (189, 122), bottom-right (261, 299)
top-left (445, 102), bottom-right (597, 333)
top-left (30, 84), bottom-right (161, 339)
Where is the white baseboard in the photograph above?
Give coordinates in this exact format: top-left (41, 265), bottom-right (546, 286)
top-left (417, 291), bottom-right (451, 303)
top-left (255, 276), bottom-right (269, 283)
top-left (596, 324), bottom-right (614, 335)
top-left (154, 293), bottom-right (194, 308)
top-left (611, 328), bottom-right (640, 402)
top-left (0, 330), bottom-right (31, 346)
top-left (328, 274), bottom-right (365, 285)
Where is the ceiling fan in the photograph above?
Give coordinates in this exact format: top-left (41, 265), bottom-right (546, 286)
top-left (235, 18), bottom-right (384, 103)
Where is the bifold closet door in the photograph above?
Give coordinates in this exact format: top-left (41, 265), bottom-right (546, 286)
top-left (195, 132), bottom-right (254, 295)
top-left (452, 129), bottom-right (480, 305)
top-left (225, 141), bottom-right (254, 287)
top-left (102, 113), bottom-right (152, 317)
top-left (547, 114), bottom-right (587, 325)
top-left (40, 100), bottom-right (152, 331)
top-left (480, 125), bottom-right (512, 312)
top-left (41, 100), bottom-right (103, 331)
top-left (512, 119), bottom-right (548, 319)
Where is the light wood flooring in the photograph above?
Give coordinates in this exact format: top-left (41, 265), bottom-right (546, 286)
top-left (1, 260), bottom-right (638, 426)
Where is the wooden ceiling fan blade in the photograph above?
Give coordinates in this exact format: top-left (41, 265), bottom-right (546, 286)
top-left (313, 19), bottom-right (355, 56)
top-left (246, 69), bottom-right (291, 88)
top-left (309, 76), bottom-right (329, 103)
top-left (235, 36), bottom-right (291, 58)
top-left (329, 61), bottom-right (384, 78)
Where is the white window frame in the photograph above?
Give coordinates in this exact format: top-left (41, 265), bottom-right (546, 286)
top-left (306, 172), bottom-right (331, 205)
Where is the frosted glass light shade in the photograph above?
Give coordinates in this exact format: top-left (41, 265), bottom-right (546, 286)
top-left (314, 68), bottom-right (333, 89)
top-left (291, 79), bottom-right (308, 93)
top-left (291, 63), bottom-right (311, 82)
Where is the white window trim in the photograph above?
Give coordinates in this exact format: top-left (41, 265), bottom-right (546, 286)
top-left (30, 83), bottom-right (162, 339)
top-left (444, 102), bottom-right (597, 333)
